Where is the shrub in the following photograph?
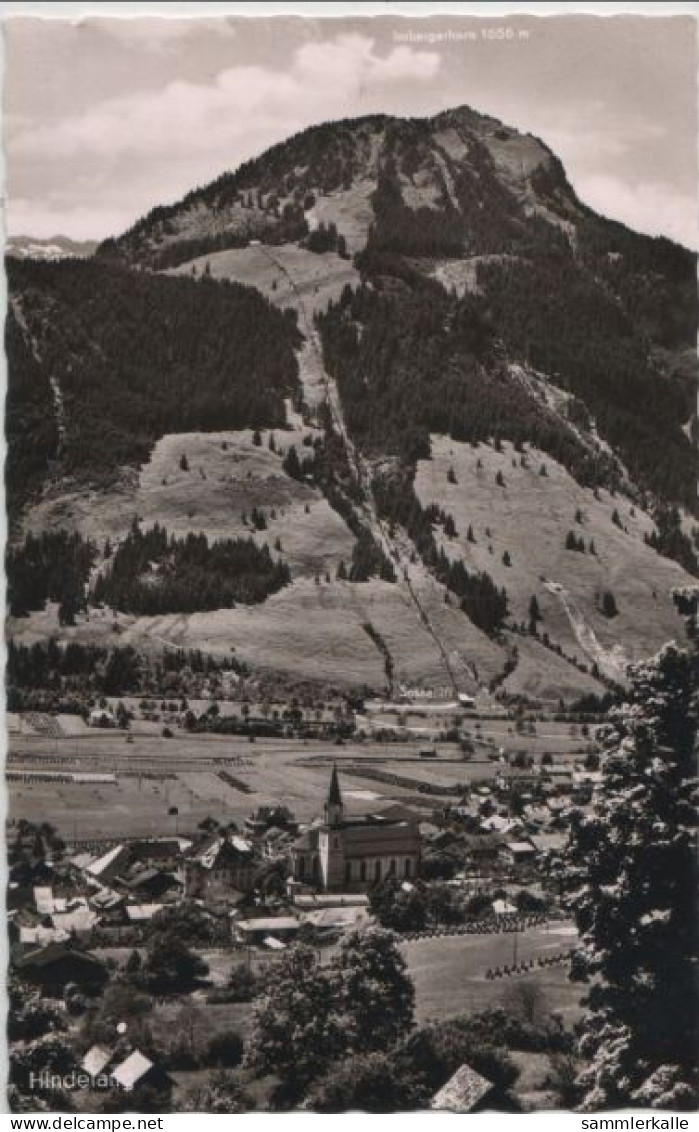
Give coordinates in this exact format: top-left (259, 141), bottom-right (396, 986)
top-left (205, 1030), bottom-right (244, 1069)
top-left (226, 964), bottom-right (259, 1002)
top-left (167, 1039), bottom-right (199, 1070)
top-left (601, 590), bottom-right (619, 618)
top-left (309, 1051), bottom-right (415, 1112)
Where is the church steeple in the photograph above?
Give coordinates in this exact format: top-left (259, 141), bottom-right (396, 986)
top-left (325, 764), bottom-right (344, 827)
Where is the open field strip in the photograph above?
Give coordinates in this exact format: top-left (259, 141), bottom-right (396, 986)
top-left (402, 921), bottom-right (582, 1024)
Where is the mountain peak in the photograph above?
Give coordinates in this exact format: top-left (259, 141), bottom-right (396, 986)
top-left (98, 102), bottom-right (581, 271)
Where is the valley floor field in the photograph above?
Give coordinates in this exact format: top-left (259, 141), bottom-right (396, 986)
top-left (402, 922), bottom-right (582, 1024)
top-left (8, 723), bottom-right (587, 842)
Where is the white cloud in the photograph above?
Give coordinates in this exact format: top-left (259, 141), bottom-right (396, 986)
top-left (574, 173), bottom-right (697, 250)
top-left (98, 16), bottom-right (238, 55)
top-left (12, 35), bottom-right (439, 165)
top-left (7, 25), bottom-right (692, 249)
top-left (8, 33), bottom-right (440, 238)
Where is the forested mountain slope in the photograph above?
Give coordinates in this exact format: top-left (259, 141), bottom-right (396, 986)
top-left (7, 104), bottom-right (697, 701)
top-left (99, 103), bottom-right (696, 511)
top-left (6, 257), bottom-right (301, 522)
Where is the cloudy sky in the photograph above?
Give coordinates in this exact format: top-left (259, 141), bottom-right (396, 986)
top-left (5, 11), bottom-right (697, 247)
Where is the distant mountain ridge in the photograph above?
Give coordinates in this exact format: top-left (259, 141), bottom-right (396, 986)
top-left (7, 234), bottom-right (98, 261)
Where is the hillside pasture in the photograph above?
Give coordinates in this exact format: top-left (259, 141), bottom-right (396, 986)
top-left (22, 427), bottom-right (355, 582)
top-left (415, 436), bottom-right (690, 680)
top-left (308, 179), bottom-right (378, 255)
top-left (387, 563), bottom-right (504, 692)
top-left (122, 574), bottom-right (505, 692)
top-left (8, 570), bottom-right (507, 694)
top-left (501, 632), bottom-right (603, 703)
top-left (169, 243), bottom-right (360, 318)
top-left (135, 429), bottom-right (354, 579)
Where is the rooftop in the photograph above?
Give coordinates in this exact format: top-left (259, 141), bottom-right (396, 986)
top-left (190, 834), bottom-right (254, 868)
top-left (17, 942), bottom-right (106, 970)
top-left (82, 1045), bottom-right (112, 1078)
top-left (507, 840), bottom-right (537, 855)
top-left (125, 903), bottom-right (163, 922)
top-left (237, 916), bottom-right (300, 934)
top-left (431, 1063), bottom-right (494, 1113)
top-left (111, 1050), bottom-right (154, 1092)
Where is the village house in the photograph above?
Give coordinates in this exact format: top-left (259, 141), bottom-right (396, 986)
top-left (431, 1064), bottom-right (497, 1113)
top-left (260, 826), bottom-right (295, 860)
top-left (245, 804), bottom-right (298, 837)
top-left (234, 915), bottom-right (301, 947)
top-left (184, 832), bottom-right (256, 899)
top-left (505, 840), bottom-right (538, 867)
top-left (82, 1044), bottom-right (113, 1082)
top-left (88, 708), bottom-right (116, 729)
top-left (15, 941), bottom-right (108, 996)
top-left (81, 1045), bottom-right (173, 1098)
top-left (111, 1050), bottom-right (174, 1096)
top-left (125, 866), bottom-right (179, 901)
top-left (462, 832), bottom-right (505, 865)
top-left (291, 767), bottom-right (422, 892)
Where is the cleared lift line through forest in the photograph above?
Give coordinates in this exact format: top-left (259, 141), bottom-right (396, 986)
top-left (258, 246), bottom-right (461, 696)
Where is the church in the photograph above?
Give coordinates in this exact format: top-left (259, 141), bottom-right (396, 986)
top-left (291, 765), bottom-right (422, 892)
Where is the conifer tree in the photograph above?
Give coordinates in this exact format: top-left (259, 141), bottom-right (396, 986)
top-left (528, 594), bottom-right (542, 634)
top-left (282, 445), bottom-right (302, 480)
top-left (554, 586), bottom-right (698, 1110)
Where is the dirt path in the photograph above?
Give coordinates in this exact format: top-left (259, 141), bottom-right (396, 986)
top-left (543, 579), bottom-right (629, 681)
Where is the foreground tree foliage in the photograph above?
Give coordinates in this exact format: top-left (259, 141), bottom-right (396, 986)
top-left (307, 1051), bottom-right (413, 1113)
top-left (244, 929), bottom-right (528, 1112)
top-left (8, 977), bottom-right (76, 1113)
top-left (555, 587), bottom-right (698, 1110)
top-left (243, 929), bottom-right (414, 1106)
top-left (243, 945), bottom-right (346, 1104)
top-left (307, 1010), bottom-right (524, 1113)
top-left (181, 1071), bottom-right (254, 1114)
top-left (334, 928), bottom-right (415, 1052)
top-left (139, 933), bottom-right (210, 996)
